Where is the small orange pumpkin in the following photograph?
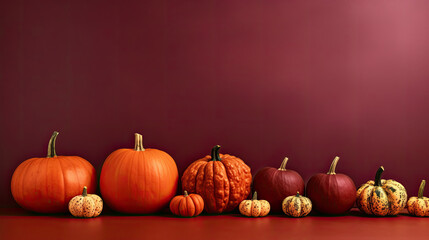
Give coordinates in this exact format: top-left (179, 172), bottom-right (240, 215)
top-left (239, 192), bottom-right (270, 217)
top-left (407, 180), bottom-right (429, 217)
top-left (68, 186), bottom-right (103, 218)
top-left (169, 191), bottom-right (204, 217)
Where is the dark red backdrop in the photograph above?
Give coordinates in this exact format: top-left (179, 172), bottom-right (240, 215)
top-left (1, 0), bottom-right (429, 208)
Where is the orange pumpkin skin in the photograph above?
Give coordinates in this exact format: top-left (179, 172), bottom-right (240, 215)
top-left (169, 191), bottom-right (204, 217)
top-left (181, 145), bottom-right (252, 213)
top-left (11, 132), bottom-right (97, 213)
top-left (100, 133), bottom-right (178, 214)
top-left (407, 180), bottom-right (429, 217)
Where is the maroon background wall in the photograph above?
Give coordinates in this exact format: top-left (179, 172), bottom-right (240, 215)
top-left (1, 0), bottom-right (429, 207)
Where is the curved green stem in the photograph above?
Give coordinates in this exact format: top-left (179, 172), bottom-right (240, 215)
top-left (296, 191), bottom-right (300, 197)
top-left (374, 166), bottom-right (384, 186)
top-left (327, 156), bottom-right (340, 175)
top-left (47, 131), bottom-right (59, 158)
top-left (82, 186), bottom-right (87, 197)
top-left (184, 190), bottom-right (189, 197)
top-left (418, 180), bottom-right (426, 198)
top-left (134, 133), bottom-right (145, 151)
top-left (278, 157), bottom-right (289, 170)
top-left (211, 145), bottom-right (221, 161)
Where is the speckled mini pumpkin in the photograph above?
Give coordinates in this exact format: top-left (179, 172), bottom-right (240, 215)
top-left (282, 192), bottom-right (312, 217)
top-left (68, 186), bottom-right (103, 218)
top-left (239, 192), bottom-right (270, 217)
top-left (407, 180), bottom-right (429, 217)
top-left (356, 166), bottom-right (407, 216)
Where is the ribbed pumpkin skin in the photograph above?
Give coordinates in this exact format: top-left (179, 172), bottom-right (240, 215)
top-left (11, 156), bottom-right (96, 213)
top-left (239, 192), bottom-right (270, 217)
top-left (282, 193), bottom-right (312, 217)
top-left (181, 146), bottom-right (252, 213)
top-left (407, 180), bottom-right (429, 217)
top-left (169, 192), bottom-right (204, 217)
top-left (306, 157), bottom-right (356, 215)
top-left (407, 197), bottom-right (429, 217)
top-left (100, 148), bottom-right (178, 214)
top-left (68, 187), bottom-right (103, 218)
top-left (356, 167), bottom-right (407, 216)
top-left (252, 158), bottom-right (304, 213)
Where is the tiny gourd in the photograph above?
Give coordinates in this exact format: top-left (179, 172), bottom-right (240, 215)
top-left (169, 191), bottom-right (204, 217)
top-left (407, 180), bottom-right (429, 217)
top-left (239, 192), bottom-right (270, 217)
top-left (282, 192), bottom-right (312, 217)
top-left (356, 166), bottom-right (407, 216)
top-left (68, 186), bottom-right (103, 218)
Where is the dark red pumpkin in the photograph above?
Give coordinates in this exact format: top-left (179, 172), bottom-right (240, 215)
top-left (306, 156), bottom-right (356, 215)
top-left (100, 133), bottom-right (179, 214)
top-left (252, 157), bottom-right (305, 213)
top-left (11, 131), bottom-right (97, 213)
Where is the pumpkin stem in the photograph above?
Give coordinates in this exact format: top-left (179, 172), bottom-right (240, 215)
top-left (418, 180), bottom-right (426, 198)
top-left (134, 133), bottom-right (145, 151)
top-left (374, 166), bottom-right (384, 186)
top-left (252, 191), bottom-right (258, 200)
top-left (47, 131), bottom-right (59, 158)
top-left (184, 190), bottom-right (189, 197)
top-left (296, 191), bottom-right (300, 197)
top-left (211, 145), bottom-right (222, 161)
top-left (327, 156), bottom-right (340, 175)
top-left (278, 157), bottom-right (289, 171)
top-left (82, 186), bottom-right (87, 197)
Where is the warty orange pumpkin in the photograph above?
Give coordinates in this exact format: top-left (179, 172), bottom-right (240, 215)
top-left (181, 145), bottom-right (252, 213)
top-left (100, 133), bottom-right (179, 214)
top-left (11, 131), bottom-right (96, 213)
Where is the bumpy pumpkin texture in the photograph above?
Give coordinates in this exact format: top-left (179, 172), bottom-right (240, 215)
top-left (69, 186), bottom-right (103, 218)
top-left (282, 192), bottom-right (312, 217)
top-left (100, 133), bottom-right (178, 214)
top-left (239, 192), bottom-right (270, 217)
top-left (181, 145), bottom-right (252, 213)
top-left (170, 191), bottom-right (204, 217)
top-left (11, 131), bottom-right (97, 213)
top-left (407, 180), bottom-right (429, 217)
top-left (356, 166), bottom-right (407, 216)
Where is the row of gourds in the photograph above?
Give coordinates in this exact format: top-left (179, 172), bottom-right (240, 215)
top-left (10, 132), bottom-right (429, 218)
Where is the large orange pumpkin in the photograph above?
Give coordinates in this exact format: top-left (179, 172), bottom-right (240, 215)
top-left (181, 145), bottom-right (252, 213)
top-left (100, 133), bottom-right (178, 214)
top-left (11, 131), bottom-right (97, 213)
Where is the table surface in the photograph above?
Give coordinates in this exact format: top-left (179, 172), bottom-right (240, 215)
top-left (1, 208), bottom-right (428, 240)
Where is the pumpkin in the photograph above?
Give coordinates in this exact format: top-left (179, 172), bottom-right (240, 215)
top-left (11, 131), bottom-right (97, 213)
top-left (306, 156), bottom-right (356, 215)
top-left (68, 186), bottom-right (103, 218)
top-left (181, 145), bottom-right (252, 213)
top-left (407, 180), bottom-right (429, 217)
top-left (169, 191), bottom-right (204, 217)
top-left (100, 133), bottom-right (178, 214)
top-left (239, 192), bottom-right (270, 217)
top-left (356, 166), bottom-right (407, 216)
top-left (252, 157), bottom-right (305, 213)
top-left (282, 192), bottom-right (312, 217)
